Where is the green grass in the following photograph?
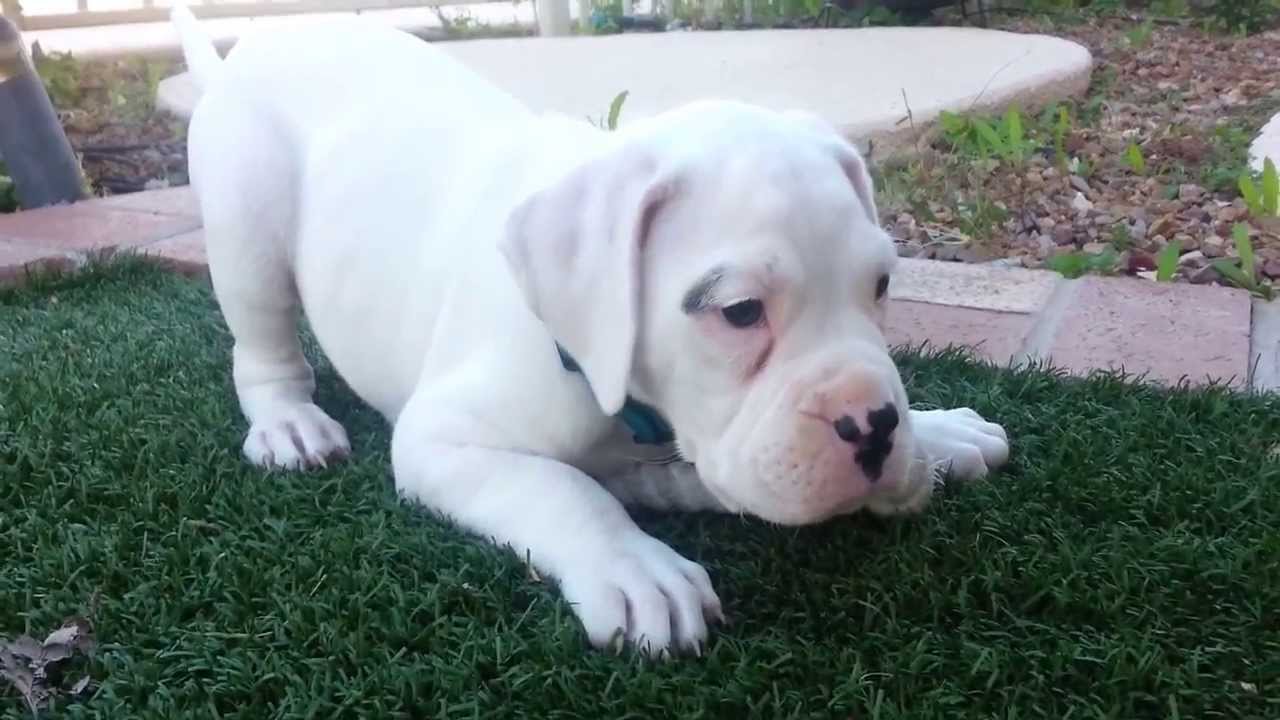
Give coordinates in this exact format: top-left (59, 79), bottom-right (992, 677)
top-left (3, 259), bottom-right (1280, 718)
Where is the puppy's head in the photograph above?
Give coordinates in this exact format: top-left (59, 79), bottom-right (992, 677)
top-left (502, 100), bottom-right (927, 525)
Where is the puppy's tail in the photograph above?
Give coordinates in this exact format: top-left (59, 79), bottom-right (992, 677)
top-left (170, 4), bottom-right (222, 93)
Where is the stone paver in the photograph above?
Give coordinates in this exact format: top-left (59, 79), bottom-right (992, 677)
top-left (892, 257), bottom-right (1062, 313)
top-left (0, 201), bottom-right (199, 253)
top-left (0, 186), bottom-right (1273, 394)
top-left (1039, 276), bottom-right (1252, 387)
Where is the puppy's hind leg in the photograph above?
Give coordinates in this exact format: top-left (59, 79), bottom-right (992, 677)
top-left (189, 103), bottom-right (350, 471)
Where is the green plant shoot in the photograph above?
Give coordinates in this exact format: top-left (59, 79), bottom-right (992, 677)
top-left (1239, 158), bottom-right (1279, 217)
top-left (606, 90), bottom-right (628, 132)
top-left (1155, 238), bottom-right (1181, 282)
top-left (1125, 143), bottom-right (1147, 175)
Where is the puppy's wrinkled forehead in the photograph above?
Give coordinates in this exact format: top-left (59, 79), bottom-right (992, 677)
top-left (650, 139), bottom-right (887, 272)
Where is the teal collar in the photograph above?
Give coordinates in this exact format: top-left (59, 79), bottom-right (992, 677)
top-left (556, 344), bottom-right (675, 446)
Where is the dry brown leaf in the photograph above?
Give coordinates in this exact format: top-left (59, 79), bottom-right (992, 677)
top-left (0, 616), bottom-right (98, 716)
top-left (70, 675), bottom-right (91, 697)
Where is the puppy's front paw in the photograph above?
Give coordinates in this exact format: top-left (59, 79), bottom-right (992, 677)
top-left (243, 403), bottom-right (351, 470)
top-left (559, 533), bottom-right (723, 658)
top-left (912, 407), bottom-right (1009, 482)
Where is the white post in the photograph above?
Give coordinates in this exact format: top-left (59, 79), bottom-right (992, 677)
top-left (577, 0), bottom-right (591, 32)
top-left (743, 0), bottom-right (752, 25)
top-left (622, 0), bottom-right (634, 14)
top-left (536, 0), bottom-right (572, 36)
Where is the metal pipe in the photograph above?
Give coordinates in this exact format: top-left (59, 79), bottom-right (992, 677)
top-left (0, 17), bottom-right (86, 209)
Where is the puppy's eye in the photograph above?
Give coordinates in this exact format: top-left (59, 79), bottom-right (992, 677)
top-left (875, 274), bottom-right (890, 301)
top-left (721, 299), bottom-right (765, 328)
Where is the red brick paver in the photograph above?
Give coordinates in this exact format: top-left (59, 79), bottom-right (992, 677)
top-left (885, 301), bottom-right (1034, 366)
top-left (142, 228), bottom-right (208, 277)
top-left (95, 186), bottom-right (201, 218)
top-left (0, 202), bottom-right (199, 253)
top-left (1040, 276), bottom-right (1251, 387)
top-left (0, 187), bottom-right (1272, 392)
top-left (0, 242), bottom-right (77, 284)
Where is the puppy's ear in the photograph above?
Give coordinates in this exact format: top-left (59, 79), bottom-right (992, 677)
top-left (500, 147), bottom-right (673, 415)
top-left (783, 109), bottom-right (880, 227)
top-left (830, 141), bottom-right (881, 228)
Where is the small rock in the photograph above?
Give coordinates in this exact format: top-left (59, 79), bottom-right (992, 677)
top-left (1017, 211), bottom-right (1039, 233)
top-left (1035, 234), bottom-right (1054, 259)
top-left (1202, 235), bottom-right (1228, 258)
top-left (1264, 259), bottom-right (1280, 279)
top-left (1052, 225), bottom-right (1075, 245)
top-left (1173, 232), bottom-right (1198, 252)
top-left (1128, 251), bottom-right (1157, 272)
top-left (1149, 213), bottom-right (1178, 238)
top-left (896, 241), bottom-right (925, 258)
top-left (1043, 167), bottom-right (1059, 180)
top-left (1070, 175), bottom-right (1092, 194)
top-left (1131, 217), bottom-right (1148, 240)
top-left (934, 244), bottom-right (963, 262)
top-left (1039, 216), bottom-right (1057, 232)
top-left (1136, 270), bottom-right (1158, 281)
top-left (1081, 242), bottom-right (1109, 255)
top-left (1093, 214), bottom-right (1117, 227)
top-left (896, 213), bottom-right (915, 226)
top-left (1178, 250), bottom-right (1207, 268)
top-left (1217, 204), bottom-right (1248, 224)
top-left (1189, 264), bottom-right (1221, 284)
top-left (1025, 170), bottom-right (1045, 187)
top-left (1178, 183), bottom-right (1205, 202)
top-left (1071, 192), bottom-right (1094, 214)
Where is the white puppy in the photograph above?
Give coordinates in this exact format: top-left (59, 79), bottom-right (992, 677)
top-left (172, 7), bottom-right (1009, 656)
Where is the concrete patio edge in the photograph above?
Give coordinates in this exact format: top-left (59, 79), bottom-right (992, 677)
top-left (1, 186), bottom-right (1273, 393)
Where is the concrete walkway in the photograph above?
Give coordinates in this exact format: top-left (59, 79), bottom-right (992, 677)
top-left (440, 27), bottom-right (1092, 155)
top-left (21, 5), bottom-right (534, 58)
top-left (1, 185), bottom-right (1273, 392)
top-left (34, 15), bottom-right (1092, 159)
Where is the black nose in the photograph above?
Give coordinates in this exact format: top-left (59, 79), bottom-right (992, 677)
top-left (833, 403), bottom-right (899, 482)
top-left (833, 414), bottom-right (862, 443)
top-left (832, 403), bottom-right (898, 445)
top-left (868, 403), bottom-right (900, 437)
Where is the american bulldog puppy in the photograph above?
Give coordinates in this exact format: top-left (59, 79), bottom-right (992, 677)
top-left (172, 6), bottom-right (1009, 656)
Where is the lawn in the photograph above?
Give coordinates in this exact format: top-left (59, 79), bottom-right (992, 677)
top-left (2, 260), bottom-right (1279, 719)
